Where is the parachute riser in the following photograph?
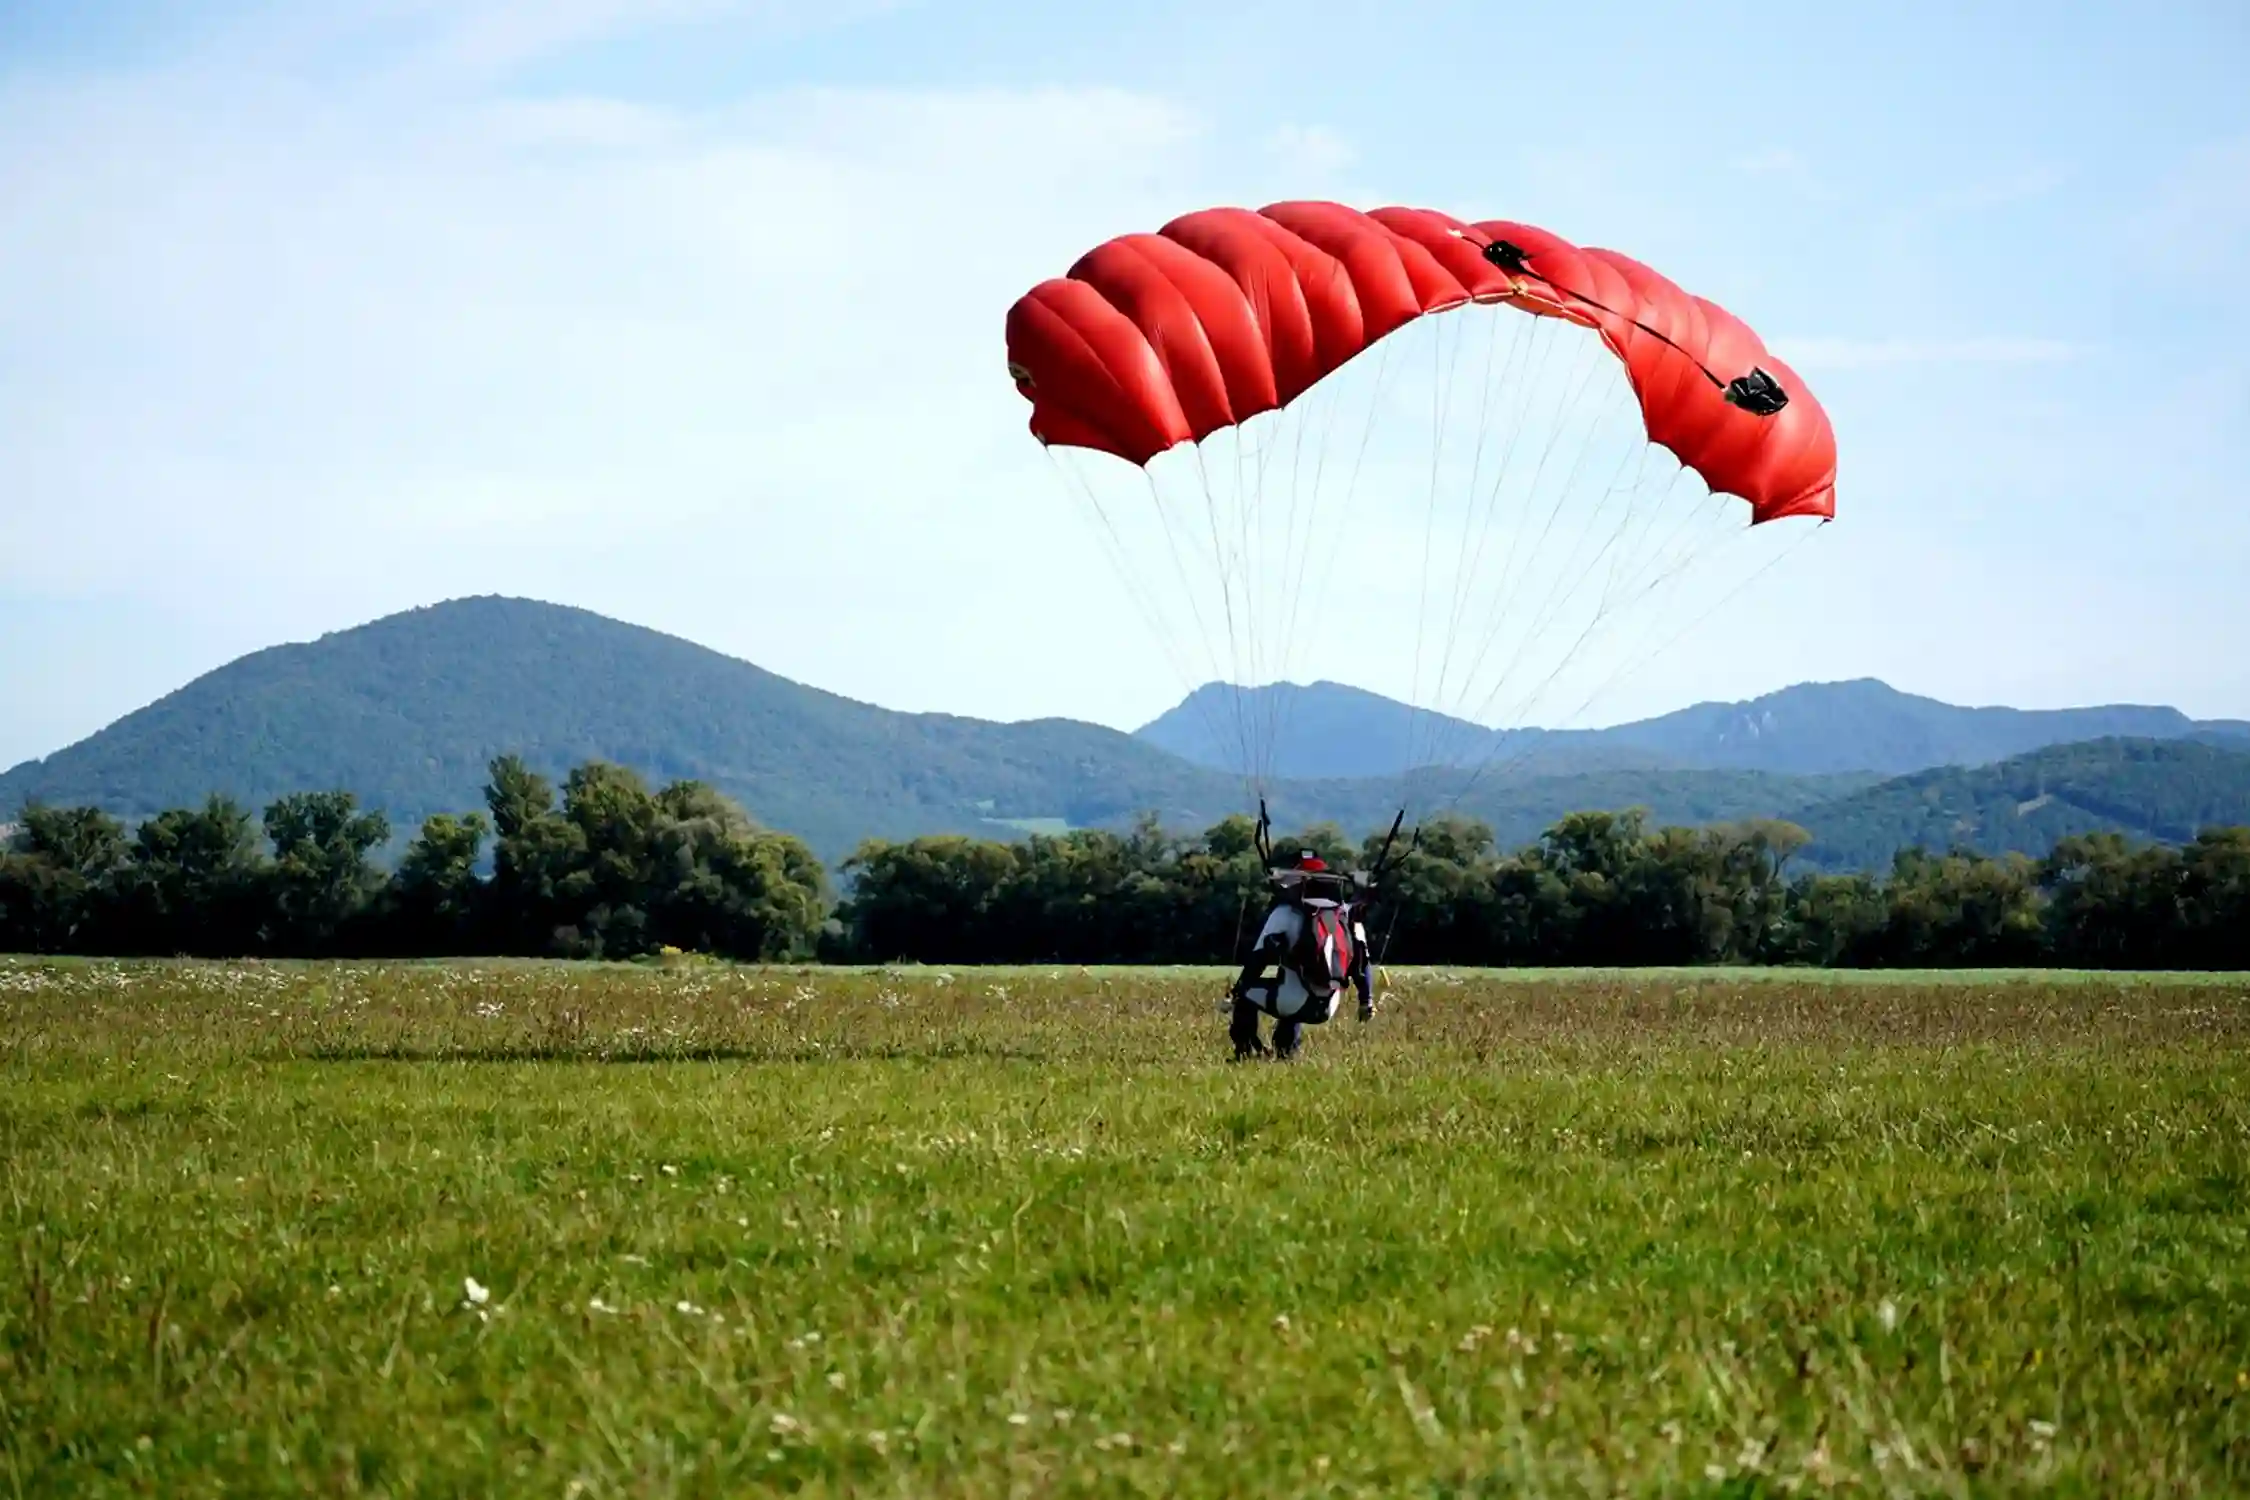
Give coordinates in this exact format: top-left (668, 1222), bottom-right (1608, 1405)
top-left (1368, 808), bottom-right (1408, 889)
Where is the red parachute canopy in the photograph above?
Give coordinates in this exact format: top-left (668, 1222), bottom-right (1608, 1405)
top-left (1004, 201), bottom-right (1836, 522)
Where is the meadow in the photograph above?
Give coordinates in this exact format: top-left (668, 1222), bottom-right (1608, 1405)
top-left (2, 956), bottom-right (2246, 1497)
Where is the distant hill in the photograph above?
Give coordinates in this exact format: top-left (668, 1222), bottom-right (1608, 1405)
top-left (7, 598), bottom-right (2242, 871)
top-left (1601, 680), bottom-right (2249, 776)
top-left (1254, 763), bottom-right (1875, 857)
top-left (1139, 678), bottom-right (2250, 780)
top-left (0, 598), bottom-right (1261, 861)
top-left (0, 597), bottom-right (1862, 864)
top-left (1792, 737), bottom-right (2250, 871)
top-left (1134, 681), bottom-right (1648, 781)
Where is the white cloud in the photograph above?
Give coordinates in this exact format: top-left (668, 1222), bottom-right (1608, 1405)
top-left (1770, 335), bottom-right (2084, 370)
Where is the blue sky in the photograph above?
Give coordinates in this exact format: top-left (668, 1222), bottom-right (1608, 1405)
top-left (3, 0), bottom-right (2246, 771)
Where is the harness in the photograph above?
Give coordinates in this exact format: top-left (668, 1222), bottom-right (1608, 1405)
top-left (1230, 865), bottom-right (1368, 1021)
top-left (1229, 804), bottom-right (1405, 1026)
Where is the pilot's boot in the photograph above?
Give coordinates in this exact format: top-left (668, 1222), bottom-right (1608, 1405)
top-left (1228, 996), bottom-right (1269, 1061)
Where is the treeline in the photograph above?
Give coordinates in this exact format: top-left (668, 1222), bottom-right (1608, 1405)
top-left (836, 810), bottom-right (2250, 970)
top-left (3, 757), bottom-right (2247, 968)
top-left (0, 757), bottom-right (827, 961)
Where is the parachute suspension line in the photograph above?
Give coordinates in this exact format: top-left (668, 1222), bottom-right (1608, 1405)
top-left (1636, 476), bottom-right (1761, 603)
top-left (1247, 387), bottom-right (1287, 787)
top-left (1224, 400), bottom-right (1267, 786)
top-left (1592, 475), bottom-right (1723, 624)
top-left (1419, 302), bottom-right (1566, 779)
top-left (1422, 302), bottom-right (1538, 775)
top-left (1265, 355), bottom-right (1330, 771)
top-left (1250, 402), bottom-right (1298, 789)
top-left (1556, 516), bottom-right (1827, 734)
top-left (1443, 509), bottom-right (1824, 816)
top-left (1260, 381), bottom-right (1325, 784)
top-left (1186, 444), bottom-right (1258, 795)
top-left (1403, 306), bottom-right (1472, 818)
top-left (1436, 322), bottom-right (1618, 738)
top-left (1463, 317), bottom-right (1616, 691)
top-left (1403, 306), bottom-right (1505, 800)
top-left (1266, 331), bottom-right (1403, 797)
top-left (1479, 406), bottom-right (1674, 702)
top-left (1443, 501), bottom-right (1654, 790)
top-left (1253, 255), bottom-right (1349, 784)
top-left (1048, 449), bottom-right (1240, 787)
top-left (1445, 490), bottom-right (1824, 816)
top-left (1460, 483), bottom-right (1681, 751)
top-left (1457, 413), bottom-right (1701, 743)
top-left (1136, 461), bottom-right (1258, 806)
top-left (1591, 442), bottom-right (1676, 618)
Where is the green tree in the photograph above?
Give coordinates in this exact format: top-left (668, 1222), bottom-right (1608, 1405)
top-left (2176, 826), bottom-right (2250, 969)
top-left (1773, 871), bottom-right (1884, 966)
top-left (1868, 848), bottom-right (2046, 968)
top-left (387, 811), bottom-right (491, 955)
top-left (554, 761), bottom-right (664, 956)
top-left (111, 795), bottom-right (269, 956)
top-left (648, 781), bottom-right (826, 960)
top-left (0, 804), bottom-right (128, 952)
top-left (835, 836), bottom-right (1021, 964)
top-left (2039, 832), bottom-right (2181, 969)
top-left (484, 756), bottom-right (585, 953)
top-left (264, 790), bottom-right (391, 956)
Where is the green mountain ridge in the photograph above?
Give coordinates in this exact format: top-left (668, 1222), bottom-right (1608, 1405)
top-left (6, 596), bottom-right (2245, 871)
top-left (0, 598), bottom-right (1863, 864)
top-left (1140, 678), bottom-right (2250, 779)
top-left (1793, 737), bottom-right (2250, 871)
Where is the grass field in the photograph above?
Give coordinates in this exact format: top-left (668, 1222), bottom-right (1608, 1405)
top-left (3, 957), bottom-right (2247, 1497)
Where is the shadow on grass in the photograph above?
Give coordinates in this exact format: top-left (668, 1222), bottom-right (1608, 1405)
top-left (283, 1040), bottom-right (1118, 1065)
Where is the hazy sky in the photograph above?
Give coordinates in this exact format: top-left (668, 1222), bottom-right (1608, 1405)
top-left (4, 0), bottom-right (2246, 771)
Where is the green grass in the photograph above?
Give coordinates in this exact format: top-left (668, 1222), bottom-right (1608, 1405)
top-left (3, 957), bottom-right (2247, 1497)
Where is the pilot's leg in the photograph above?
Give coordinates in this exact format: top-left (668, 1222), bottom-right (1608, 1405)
top-left (1229, 995), bottom-right (1268, 1059)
